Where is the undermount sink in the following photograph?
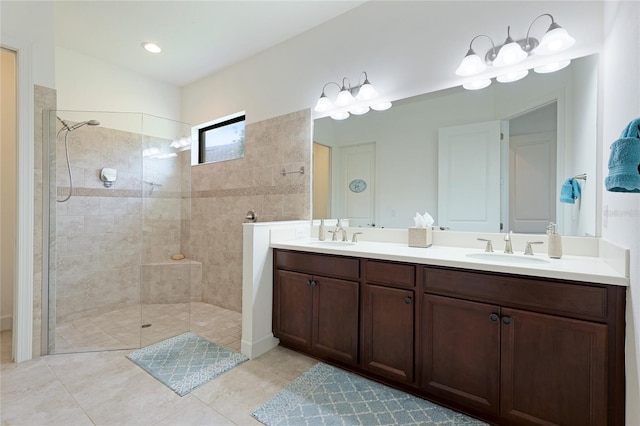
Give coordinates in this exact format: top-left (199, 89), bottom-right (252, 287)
top-left (466, 252), bottom-right (550, 265)
top-left (308, 241), bottom-right (356, 247)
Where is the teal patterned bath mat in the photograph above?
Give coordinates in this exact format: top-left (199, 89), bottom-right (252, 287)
top-left (252, 363), bottom-right (487, 425)
top-left (127, 332), bottom-right (247, 396)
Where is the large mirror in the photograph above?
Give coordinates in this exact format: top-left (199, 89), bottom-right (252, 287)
top-left (313, 54), bottom-right (598, 237)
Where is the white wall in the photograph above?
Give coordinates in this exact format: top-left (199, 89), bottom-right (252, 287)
top-left (55, 47), bottom-right (182, 121)
top-left (602, 2), bottom-right (640, 424)
top-left (570, 55), bottom-right (599, 237)
top-left (0, 1), bottom-right (55, 88)
top-left (182, 1), bottom-right (603, 126)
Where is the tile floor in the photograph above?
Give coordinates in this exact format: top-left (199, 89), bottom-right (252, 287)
top-left (0, 303), bottom-right (318, 425)
top-left (53, 302), bottom-right (241, 353)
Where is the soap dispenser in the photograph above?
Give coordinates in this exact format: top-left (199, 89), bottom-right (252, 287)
top-left (546, 222), bottom-right (563, 259)
top-left (318, 219), bottom-right (326, 241)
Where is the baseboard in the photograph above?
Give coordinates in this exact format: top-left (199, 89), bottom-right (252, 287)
top-left (241, 334), bottom-right (279, 359)
top-left (0, 315), bottom-right (12, 331)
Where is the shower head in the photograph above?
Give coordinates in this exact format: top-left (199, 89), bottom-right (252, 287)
top-left (57, 117), bottom-right (100, 132)
top-left (68, 119), bottom-right (100, 131)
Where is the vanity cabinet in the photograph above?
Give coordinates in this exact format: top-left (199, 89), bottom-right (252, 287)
top-left (272, 249), bottom-right (625, 426)
top-left (420, 266), bottom-right (619, 426)
top-left (273, 250), bottom-right (359, 365)
top-left (361, 260), bottom-right (416, 384)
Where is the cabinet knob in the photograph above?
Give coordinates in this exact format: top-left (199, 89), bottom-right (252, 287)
top-left (310, 280), bottom-right (318, 287)
top-left (489, 313), bottom-right (499, 322)
top-left (404, 297), bottom-right (412, 304)
top-left (306, 279), bottom-right (312, 286)
top-left (502, 316), bottom-right (511, 325)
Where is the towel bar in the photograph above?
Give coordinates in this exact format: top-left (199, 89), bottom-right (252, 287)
top-left (281, 166), bottom-right (305, 176)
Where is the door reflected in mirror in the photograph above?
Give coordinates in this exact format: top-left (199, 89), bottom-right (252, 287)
top-left (313, 54), bottom-right (598, 237)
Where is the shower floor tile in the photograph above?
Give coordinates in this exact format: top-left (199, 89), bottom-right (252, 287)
top-left (52, 302), bottom-right (240, 354)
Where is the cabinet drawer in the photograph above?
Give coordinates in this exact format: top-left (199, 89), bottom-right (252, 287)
top-left (423, 267), bottom-right (608, 322)
top-left (364, 260), bottom-right (415, 289)
top-left (275, 249), bottom-right (359, 280)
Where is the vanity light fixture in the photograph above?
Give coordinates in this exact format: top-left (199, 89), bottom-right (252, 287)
top-left (496, 69), bottom-right (529, 83)
top-left (456, 13), bottom-right (576, 89)
top-left (141, 42), bottom-right (162, 53)
top-left (314, 72), bottom-right (391, 120)
top-left (492, 26), bottom-right (528, 67)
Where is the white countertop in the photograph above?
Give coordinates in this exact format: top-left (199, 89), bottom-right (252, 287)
top-left (271, 239), bottom-right (629, 286)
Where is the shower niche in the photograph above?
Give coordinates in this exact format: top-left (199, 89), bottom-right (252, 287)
top-left (45, 110), bottom-right (197, 354)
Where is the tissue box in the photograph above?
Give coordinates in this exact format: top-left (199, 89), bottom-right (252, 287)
top-left (408, 227), bottom-right (432, 248)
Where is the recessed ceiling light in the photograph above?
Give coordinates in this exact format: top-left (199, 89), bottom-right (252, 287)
top-left (141, 42), bottom-right (161, 53)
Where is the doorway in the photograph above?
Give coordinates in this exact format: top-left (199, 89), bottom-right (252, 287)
top-left (313, 143), bottom-right (331, 219)
top-left (508, 102), bottom-right (558, 234)
top-left (1, 47), bottom-right (17, 357)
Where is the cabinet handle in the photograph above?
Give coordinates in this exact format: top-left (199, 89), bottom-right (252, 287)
top-left (502, 316), bottom-right (511, 325)
top-left (310, 280), bottom-right (318, 287)
top-left (489, 313), bottom-right (499, 322)
top-left (404, 297), bottom-right (412, 304)
top-left (306, 279), bottom-right (312, 286)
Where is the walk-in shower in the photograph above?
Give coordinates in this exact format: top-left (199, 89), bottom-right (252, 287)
top-left (45, 110), bottom-right (198, 354)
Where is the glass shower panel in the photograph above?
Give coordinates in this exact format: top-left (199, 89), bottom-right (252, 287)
top-left (140, 114), bottom-right (193, 347)
top-left (48, 110), bottom-right (144, 354)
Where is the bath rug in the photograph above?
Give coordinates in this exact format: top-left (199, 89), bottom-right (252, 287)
top-left (127, 332), bottom-right (248, 396)
top-left (252, 363), bottom-right (487, 426)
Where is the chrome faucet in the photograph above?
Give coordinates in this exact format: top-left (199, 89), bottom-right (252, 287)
top-left (477, 238), bottom-right (494, 252)
top-left (524, 241), bottom-right (544, 255)
top-left (332, 219), bottom-right (348, 242)
top-left (504, 231), bottom-right (513, 254)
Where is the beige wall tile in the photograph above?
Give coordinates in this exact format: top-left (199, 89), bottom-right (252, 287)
top-left (190, 109), bottom-right (311, 312)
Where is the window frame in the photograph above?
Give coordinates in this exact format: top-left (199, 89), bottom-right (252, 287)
top-left (196, 113), bottom-right (246, 164)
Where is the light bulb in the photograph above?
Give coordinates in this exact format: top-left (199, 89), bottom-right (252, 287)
top-left (335, 88), bottom-right (355, 107)
top-left (356, 82), bottom-right (378, 101)
top-left (330, 111), bottom-right (349, 120)
top-left (463, 79), bottom-right (492, 90)
top-left (493, 41), bottom-right (527, 67)
top-left (534, 27), bottom-right (575, 55)
top-left (497, 69), bottom-right (528, 83)
top-left (534, 60), bottom-right (571, 73)
top-left (141, 42), bottom-right (161, 53)
top-left (349, 105), bottom-right (370, 115)
top-left (314, 94), bottom-right (333, 112)
top-left (371, 101), bottom-right (392, 111)
top-left (456, 50), bottom-right (487, 76)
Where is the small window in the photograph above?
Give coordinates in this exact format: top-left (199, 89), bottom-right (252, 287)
top-left (196, 113), bottom-right (245, 164)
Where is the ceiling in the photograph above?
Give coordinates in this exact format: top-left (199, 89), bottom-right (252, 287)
top-left (53, 1), bottom-right (365, 87)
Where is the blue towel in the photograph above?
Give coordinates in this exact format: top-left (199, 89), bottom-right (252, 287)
top-left (605, 117), bottom-right (640, 193)
top-left (560, 178), bottom-right (581, 204)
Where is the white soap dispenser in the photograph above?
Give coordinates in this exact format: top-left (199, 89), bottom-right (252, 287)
top-left (318, 219), bottom-right (326, 241)
top-left (547, 222), bottom-right (563, 259)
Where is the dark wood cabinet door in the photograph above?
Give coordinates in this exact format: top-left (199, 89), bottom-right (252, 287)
top-left (273, 270), bottom-right (312, 350)
top-left (361, 284), bottom-right (414, 383)
top-left (500, 308), bottom-right (607, 426)
top-left (420, 294), bottom-right (501, 416)
top-left (312, 276), bottom-right (359, 364)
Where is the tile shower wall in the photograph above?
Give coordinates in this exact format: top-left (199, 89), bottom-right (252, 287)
top-left (54, 124), bottom-right (143, 322)
top-left (189, 109), bottom-right (311, 312)
top-left (53, 124), bottom-right (193, 323)
top-left (34, 85), bottom-right (57, 357)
